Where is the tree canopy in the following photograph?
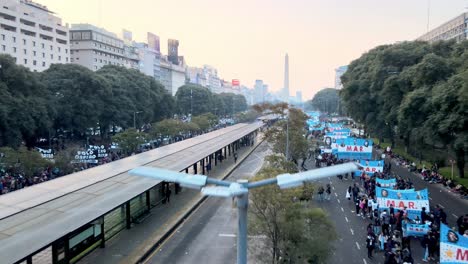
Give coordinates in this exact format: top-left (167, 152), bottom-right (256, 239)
top-left (341, 40), bottom-right (468, 177)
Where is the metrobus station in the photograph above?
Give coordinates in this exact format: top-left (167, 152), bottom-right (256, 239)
top-left (0, 122), bottom-right (266, 264)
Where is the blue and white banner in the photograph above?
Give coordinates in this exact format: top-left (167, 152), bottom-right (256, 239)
top-left (358, 160), bottom-right (384, 175)
top-left (376, 178), bottom-right (397, 187)
top-left (440, 224), bottom-right (468, 264)
top-left (376, 187), bottom-right (429, 211)
top-left (332, 137), bottom-right (373, 160)
top-left (404, 223), bottom-right (430, 237)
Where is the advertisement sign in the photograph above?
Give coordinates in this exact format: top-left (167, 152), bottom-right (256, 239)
top-left (147, 32), bottom-right (160, 52)
top-left (440, 224), bottom-right (468, 263)
top-left (232, 79), bottom-right (240, 86)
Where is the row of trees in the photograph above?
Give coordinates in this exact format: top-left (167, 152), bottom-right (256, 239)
top-left (305, 88), bottom-right (345, 115)
top-left (0, 54), bottom-right (247, 149)
top-left (340, 40), bottom-right (467, 177)
top-left (249, 104), bottom-right (336, 263)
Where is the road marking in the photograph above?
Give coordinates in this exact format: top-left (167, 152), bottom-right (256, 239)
top-left (363, 258), bottom-right (367, 264)
top-left (345, 216), bottom-right (349, 223)
top-left (438, 204), bottom-right (445, 209)
top-left (356, 242), bottom-right (361, 250)
top-left (429, 197), bottom-right (433, 200)
top-left (341, 207), bottom-right (344, 212)
top-left (332, 186), bottom-right (335, 190)
top-left (334, 193), bottom-right (338, 197)
top-left (350, 228), bottom-right (354, 235)
top-left (219, 233), bottom-right (236, 237)
top-left (453, 214), bottom-right (459, 219)
top-left (337, 199), bottom-right (341, 204)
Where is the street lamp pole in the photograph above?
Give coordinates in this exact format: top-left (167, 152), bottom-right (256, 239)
top-left (190, 88), bottom-right (193, 118)
top-left (133, 111), bottom-right (142, 130)
top-left (129, 162), bottom-right (358, 264)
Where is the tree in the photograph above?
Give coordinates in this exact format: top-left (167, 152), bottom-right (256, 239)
top-left (112, 128), bottom-right (147, 155)
top-left (249, 158), bottom-right (337, 263)
top-left (0, 147), bottom-right (51, 179)
top-left (176, 84), bottom-right (213, 116)
top-left (306, 88), bottom-right (341, 114)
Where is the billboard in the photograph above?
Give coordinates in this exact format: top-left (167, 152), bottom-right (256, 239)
top-left (232, 79), bottom-right (240, 86)
top-left (168, 39), bottom-right (179, 65)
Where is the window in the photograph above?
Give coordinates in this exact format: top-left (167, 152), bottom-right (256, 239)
top-left (58, 56), bottom-right (61, 61)
top-left (58, 47), bottom-right (61, 52)
top-left (33, 51), bottom-right (36, 56)
top-left (12, 36), bottom-right (16, 43)
top-left (1, 45), bottom-right (5, 51)
top-left (65, 49), bottom-right (68, 54)
top-left (50, 54), bottom-right (53, 59)
top-left (13, 47), bottom-right (16, 53)
top-left (99, 59), bottom-right (102, 63)
top-left (33, 60), bottom-right (36, 66)
top-left (50, 45), bottom-right (53, 50)
top-left (66, 57), bottom-right (68, 62)
top-left (41, 43), bottom-right (45, 49)
top-left (94, 58), bottom-right (97, 62)
top-left (23, 39), bottom-right (26, 45)
top-left (23, 49), bottom-right (26, 55)
top-left (1, 34), bottom-right (5, 40)
top-left (42, 52), bottom-right (45, 58)
top-left (42, 61), bottom-right (46, 67)
top-left (24, 59), bottom-right (27, 64)
top-left (33, 41), bottom-right (36, 47)
top-left (70, 58), bottom-right (74, 62)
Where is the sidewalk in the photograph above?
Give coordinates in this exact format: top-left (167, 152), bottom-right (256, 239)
top-left (80, 134), bottom-right (264, 264)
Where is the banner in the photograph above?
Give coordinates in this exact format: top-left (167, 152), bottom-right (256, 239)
top-left (376, 178), bottom-right (396, 187)
top-left (36, 147), bottom-right (54, 159)
top-left (332, 137), bottom-right (373, 160)
top-left (404, 223), bottom-right (430, 237)
top-left (358, 160), bottom-right (384, 175)
top-left (376, 187), bottom-right (429, 211)
top-left (440, 224), bottom-right (468, 263)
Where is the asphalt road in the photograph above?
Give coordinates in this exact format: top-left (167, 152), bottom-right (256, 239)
top-left (146, 141), bottom-right (271, 264)
top-left (308, 149), bottom-right (468, 264)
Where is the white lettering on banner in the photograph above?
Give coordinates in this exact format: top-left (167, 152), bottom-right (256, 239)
top-left (337, 145), bottom-right (372, 153)
top-left (362, 166), bottom-right (383, 173)
top-left (377, 198), bottom-right (429, 210)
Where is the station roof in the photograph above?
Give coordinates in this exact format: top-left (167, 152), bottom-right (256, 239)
top-left (0, 122), bottom-right (263, 264)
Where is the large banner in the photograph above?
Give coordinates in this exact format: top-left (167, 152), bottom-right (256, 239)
top-left (440, 224), bottom-right (468, 263)
top-left (332, 138), bottom-right (373, 160)
top-left (358, 160), bottom-right (384, 175)
top-left (376, 178), bottom-right (397, 187)
top-left (404, 223), bottom-right (430, 237)
top-left (376, 187), bottom-right (429, 219)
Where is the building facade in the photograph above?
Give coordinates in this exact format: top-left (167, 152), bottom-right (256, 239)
top-left (335, 65), bottom-right (348, 90)
top-left (159, 55), bottom-right (186, 96)
top-left (69, 24), bottom-right (126, 71)
top-left (0, 0), bottom-right (70, 71)
top-left (417, 12), bottom-right (468, 43)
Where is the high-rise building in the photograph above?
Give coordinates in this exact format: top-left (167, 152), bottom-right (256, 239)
top-left (283, 53), bottom-right (289, 102)
top-left (159, 55), bottom-right (186, 96)
top-left (69, 24), bottom-right (126, 71)
top-left (147, 32), bottom-right (160, 53)
top-left (167, 39), bottom-right (179, 65)
top-left (335, 65), bottom-right (348, 90)
top-left (296, 91), bottom-right (302, 103)
top-left (417, 12), bottom-right (468, 43)
top-left (254, 80), bottom-right (264, 104)
top-left (0, 0), bottom-right (70, 71)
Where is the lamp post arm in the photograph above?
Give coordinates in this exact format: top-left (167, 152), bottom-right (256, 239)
top-left (206, 178), bottom-right (233, 187)
top-left (246, 178), bottom-right (277, 189)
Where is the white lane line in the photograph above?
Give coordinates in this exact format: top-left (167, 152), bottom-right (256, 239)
top-left (438, 204), bottom-right (445, 209)
top-left (341, 207), bottom-right (344, 212)
top-left (332, 186), bottom-right (335, 190)
top-left (453, 214), bottom-right (459, 219)
top-left (350, 228), bottom-right (354, 235)
top-left (363, 258), bottom-right (367, 264)
top-left (356, 242), bottom-right (361, 250)
top-left (429, 197), bottom-right (433, 200)
top-left (337, 199), bottom-right (341, 204)
top-left (345, 216), bottom-right (349, 223)
top-left (334, 193), bottom-right (338, 197)
top-left (219, 233), bottom-right (236, 237)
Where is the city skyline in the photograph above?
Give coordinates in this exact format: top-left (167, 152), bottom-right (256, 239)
top-left (25, 0), bottom-right (468, 99)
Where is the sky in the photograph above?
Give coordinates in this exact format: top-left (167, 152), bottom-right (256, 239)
top-left (39, 0), bottom-right (467, 99)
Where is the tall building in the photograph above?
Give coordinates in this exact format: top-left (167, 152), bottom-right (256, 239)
top-left (283, 53), bottom-right (289, 102)
top-left (134, 41), bottom-right (160, 80)
top-left (296, 91), bottom-right (302, 103)
top-left (69, 24), bottom-right (126, 71)
top-left (417, 12), bottom-right (468, 43)
top-left (167, 39), bottom-right (179, 65)
top-left (159, 55), bottom-right (186, 96)
top-left (0, 0), bottom-right (70, 71)
top-left (335, 65), bottom-right (348, 90)
top-left (254, 80), bottom-right (264, 104)
top-left (147, 32), bottom-right (160, 53)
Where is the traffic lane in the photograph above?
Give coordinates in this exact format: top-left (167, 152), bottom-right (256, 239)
top-left (387, 158), bottom-right (468, 225)
top-left (147, 141), bottom-right (269, 264)
top-left (314, 177), bottom-right (369, 264)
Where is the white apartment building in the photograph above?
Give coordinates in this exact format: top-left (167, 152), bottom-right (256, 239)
top-left (69, 24), bottom-right (128, 71)
top-left (418, 12), bottom-right (468, 43)
top-left (134, 42), bottom-right (161, 81)
top-left (159, 55), bottom-right (186, 96)
top-left (0, 0), bottom-right (70, 71)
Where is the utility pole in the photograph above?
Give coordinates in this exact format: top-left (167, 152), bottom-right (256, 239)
top-left (190, 88), bottom-right (193, 118)
top-left (286, 111), bottom-right (289, 160)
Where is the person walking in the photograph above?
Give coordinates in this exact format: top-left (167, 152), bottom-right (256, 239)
top-left (165, 187), bottom-right (172, 203)
top-left (325, 184), bottom-right (332, 201)
top-left (346, 186), bottom-right (352, 200)
top-left (318, 186), bottom-right (324, 201)
top-left (381, 210), bottom-right (390, 236)
top-left (366, 234), bottom-right (375, 259)
top-left (234, 152), bottom-right (238, 163)
top-left (421, 234), bottom-right (429, 262)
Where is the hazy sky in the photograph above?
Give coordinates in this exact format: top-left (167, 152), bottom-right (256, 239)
top-left (40, 0), bottom-right (466, 99)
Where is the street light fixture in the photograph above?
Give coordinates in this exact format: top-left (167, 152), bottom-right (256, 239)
top-left (129, 162), bottom-right (359, 264)
top-left (133, 111), bottom-right (142, 130)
